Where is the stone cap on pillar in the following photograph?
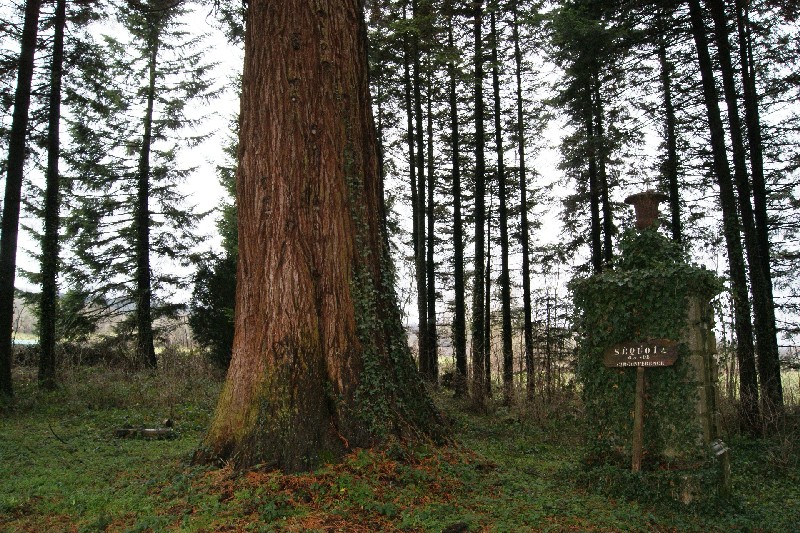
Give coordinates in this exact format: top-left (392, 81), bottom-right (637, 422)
top-left (624, 190), bottom-right (669, 230)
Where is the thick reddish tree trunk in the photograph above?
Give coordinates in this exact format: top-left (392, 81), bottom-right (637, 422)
top-left (197, 0), bottom-right (440, 472)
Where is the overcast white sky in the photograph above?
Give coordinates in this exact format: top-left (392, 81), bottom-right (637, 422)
top-left (9, 5), bottom-right (244, 296)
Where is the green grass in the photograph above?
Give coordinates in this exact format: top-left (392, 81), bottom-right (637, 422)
top-left (1, 365), bottom-right (798, 531)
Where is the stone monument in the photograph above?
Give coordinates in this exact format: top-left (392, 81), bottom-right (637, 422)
top-left (571, 190), bottom-right (730, 503)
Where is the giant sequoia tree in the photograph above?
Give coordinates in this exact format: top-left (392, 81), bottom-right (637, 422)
top-left (196, 0), bottom-right (442, 472)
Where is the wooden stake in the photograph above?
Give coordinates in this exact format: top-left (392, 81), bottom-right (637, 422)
top-left (632, 366), bottom-right (645, 472)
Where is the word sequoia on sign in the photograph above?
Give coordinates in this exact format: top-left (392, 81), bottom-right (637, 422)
top-left (603, 339), bottom-right (679, 368)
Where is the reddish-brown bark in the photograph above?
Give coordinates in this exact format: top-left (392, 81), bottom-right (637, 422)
top-left (197, 0), bottom-right (440, 472)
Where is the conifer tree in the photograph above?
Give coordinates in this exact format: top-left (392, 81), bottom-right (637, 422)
top-left (0, 0), bottom-right (41, 399)
top-left (549, 0), bottom-right (629, 274)
top-left (63, 0), bottom-right (214, 367)
top-left (189, 124), bottom-right (237, 370)
top-left (686, 0), bottom-right (761, 433)
top-left (489, 4), bottom-right (514, 405)
top-left (470, 0), bottom-right (488, 410)
top-left (445, 1), bottom-right (468, 397)
top-left (511, 0), bottom-right (535, 401)
top-left (37, 0), bottom-right (66, 389)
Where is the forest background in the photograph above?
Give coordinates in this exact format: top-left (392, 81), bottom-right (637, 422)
top-left (0, 0), bottom-right (798, 419)
top-left (1, 0), bottom-right (800, 423)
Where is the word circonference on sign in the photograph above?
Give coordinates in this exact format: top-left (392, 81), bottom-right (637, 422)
top-left (614, 360), bottom-right (671, 367)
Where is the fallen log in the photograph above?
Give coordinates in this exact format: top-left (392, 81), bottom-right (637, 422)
top-left (114, 426), bottom-right (176, 440)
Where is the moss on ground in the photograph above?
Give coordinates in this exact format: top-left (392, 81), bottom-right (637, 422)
top-left (1, 365), bottom-right (797, 531)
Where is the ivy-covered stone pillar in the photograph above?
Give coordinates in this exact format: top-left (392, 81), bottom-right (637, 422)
top-left (571, 191), bottom-right (728, 502)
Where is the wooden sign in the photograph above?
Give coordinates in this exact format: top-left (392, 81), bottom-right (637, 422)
top-left (603, 339), bottom-right (679, 368)
top-left (602, 338), bottom-right (680, 472)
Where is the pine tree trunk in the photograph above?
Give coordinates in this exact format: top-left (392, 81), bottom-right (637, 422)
top-left (38, 0), bottom-right (67, 390)
top-left (425, 79), bottom-right (438, 384)
top-left (135, 28), bottom-right (159, 369)
top-left (402, 17), bottom-right (426, 372)
top-left (447, 14), bottom-right (468, 398)
top-left (484, 204), bottom-right (492, 397)
top-left (411, 0), bottom-right (429, 379)
top-left (470, 0), bottom-right (487, 410)
top-left (734, 0), bottom-right (784, 421)
top-left (196, 0), bottom-right (442, 471)
top-left (593, 80), bottom-right (614, 266)
top-left (656, 23), bottom-right (682, 243)
top-left (688, 0), bottom-right (761, 434)
top-left (585, 87), bottom-right (602, 274)
top-left (0, 0), bottom-right (42, 399)
top-left (490, 9), bottom-right (514, 406)
top-left (512, 1), bottom-right (535, 402)
top-left (707, 0), bottom-right (782, 425)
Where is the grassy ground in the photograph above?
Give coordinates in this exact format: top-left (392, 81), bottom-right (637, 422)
top-left (1, 364), bottom-right (798, 532)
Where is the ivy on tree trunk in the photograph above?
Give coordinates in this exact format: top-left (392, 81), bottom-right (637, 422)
top-left (196, 0), bottom-right (442, 472)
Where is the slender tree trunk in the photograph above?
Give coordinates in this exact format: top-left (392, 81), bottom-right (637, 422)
top-left (375, 76), bottom-right (390, 240)
top-left (490, 9), bottom-right (514, 406)
top-left (734, 0), bottom-right (784, 420)
top-left (688, 0), bottom-right (761, 434)
top-left (511, 1), bottom-right (535, 402)
top-left (197, 0), bottom-right (442, 471)
top-left (585, 86), bottom-right (602, 274)
top-left (736, 0), bottom-right (771, 302)
top-left (707, 0), bottom-right (782, 424)
top-left (425, 76), bottom-right (438, 384)
top-left (447, 13), bottom-right (467, 398)
top-left (402, 12), bottom-right (426, 371)
top-left (411, 0), bottom-right (429, 377)
top-left (0, 0), bottom-right (42, 399)
top-left (592, 80), bottom-right (614, 266)
top-left (471, 0), bottom-right (487, 410)
top-left (546, 289), bottom-right (552, 400)
top-left (135, 28), bottom-right (159, 369)
top-left (38, 0), bottom-right (67, 390)
top-left (484, 200), bottom-right (492, 397)
top-left (656, 23), bottom-right (682, 243)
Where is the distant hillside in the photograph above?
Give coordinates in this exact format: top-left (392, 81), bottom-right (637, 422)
top-left (11, 295), bottom-right (37, 340)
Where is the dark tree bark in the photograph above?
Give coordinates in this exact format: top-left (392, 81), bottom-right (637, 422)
top-left (593, 79), bottom-right (614, 266)
top-left (511, 0), bottom-right (535, 402)
top-left (732, 0), bottom-right (784, 420)
top-left (197, 0), bottom-right (442, 471)
top-left (471, 0), bottom-right (487, 410)
top-left (656, 20), bottom-right (682, 243)
top-left (447, 11), bottom-right (467, 398)
top-left (402, 12), bottom-right (426, 373)
top-left (585, 87), bottom-right (602, 274)
top-left (490, 8), bottom-right (514, 406)
top-left (425, 76), bottom-right (438, 384)
top-left (135, 23), bottom-right (159, 369)
top-left (411, 0), bottom-right (430, 379)
top-left (0, 0), bottom-right (42, 400)
top-left (38, 0), bottom-right (67, 390)
top-left (688, 0), bottom-right (761, 434)
top-left (735, 0), bottom-right (770, 294)
top-left (484, 201), bottom-right (492, 397)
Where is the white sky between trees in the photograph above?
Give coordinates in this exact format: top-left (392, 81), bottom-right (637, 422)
top-left (4, 2), bottom-right (798, 350)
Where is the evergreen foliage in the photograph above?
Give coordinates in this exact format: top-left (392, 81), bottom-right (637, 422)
top-left (60, 0), bottom-right (216, 362)
top-left (189, 128), bottom-right (237, 369)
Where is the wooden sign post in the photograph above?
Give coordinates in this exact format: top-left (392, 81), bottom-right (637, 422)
top-left (603, 339), bottom-right (679, 472)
